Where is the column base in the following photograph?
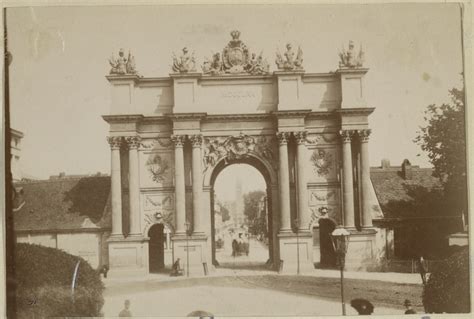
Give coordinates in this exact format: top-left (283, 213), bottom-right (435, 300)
top-left (277, 231), bottom-right (314, 274)
top-left (172, 234), bottom-right (209, 277)
top-left (107, 235), bottom-right (149, 277)
top-left (345, 228), bottom-right (378, 271)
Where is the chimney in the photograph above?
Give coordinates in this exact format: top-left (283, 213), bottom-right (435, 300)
top-left (381, 159), bottom-right (391, 169)
top-left (59, 172), bottom-right (66, 178)
top-left (401, 159), bottom-right (412, 180)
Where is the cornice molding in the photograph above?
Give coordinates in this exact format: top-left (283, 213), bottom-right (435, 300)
top-left (335, 68), bottom-right (369, 76)
top-left (105, 74), bottom-right (142, 84)
top-left (169, 72), bottom-right (203, 79)
top-left (306, 111), bottom-right (337, 119)
top-left (273, 70), bottom-right (305, 76)
top-left (335, 107), bottom-right (375, 116)
top-left (204, 113), bottom-right (272, 121)
top-left (102, 114), bottom-right (144, 124)
top-left (140, 116), bottom-right (172, 124)
top-left (168, 112), bottom-right (207, 121)
top-left (272, 109), bottom-right (312, 118)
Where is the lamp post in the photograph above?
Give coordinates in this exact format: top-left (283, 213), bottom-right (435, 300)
top-left (294, 218), bottom-right (300, 275)
top-left (331, 227), bottom-right (350, 316)
top-left (184, 220), bottom-right (191, 277)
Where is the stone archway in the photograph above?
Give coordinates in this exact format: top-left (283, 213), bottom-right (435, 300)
top-left (206, 153), bottom-right (279, 270)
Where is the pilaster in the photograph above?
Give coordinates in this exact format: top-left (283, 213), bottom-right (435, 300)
top-left (171, 134), bottom-right (187, 235)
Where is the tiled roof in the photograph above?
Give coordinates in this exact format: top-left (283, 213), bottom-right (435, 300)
top-left (370, 166), bottom-right (449, 219)
top-left (14, 176), bottom-right (111, 232)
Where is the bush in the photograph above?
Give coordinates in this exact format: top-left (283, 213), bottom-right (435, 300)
top-left (15, 243), bottom-right (104, 318)
top-left (422, 247), bottom-right (470, 313)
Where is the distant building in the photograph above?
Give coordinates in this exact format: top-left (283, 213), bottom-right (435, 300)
top-left (10, 128), bottom-right (23, 182)
top-left (14, 174), bottom-right (111, 269)
top-left (371, 159), bottom-right (462, 259)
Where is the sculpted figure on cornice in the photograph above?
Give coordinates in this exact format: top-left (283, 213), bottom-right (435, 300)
top-left (338, 40), bottom-right (365, 69)
top-left (109, 48), bottom-right (138, 75)
top-left (202, 30), bottom-right (270, 75)
top-left (275, 43), bottom-right (303, 71)
top-left (202, 53), bottom-right (224, 75)
top-left (172, 47), bottom-right (196, 73)
top-left (202, 133), bottom-right (276, 171)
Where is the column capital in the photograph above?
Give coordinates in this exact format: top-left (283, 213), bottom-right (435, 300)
top-left (339, 129), bottom-right (354, 143)
top-left (294, 131), bottom-right (307, 145)
top-left (276, 132), bottom-right (291, 145)
top-left (171, 134), bottom-right (186, 147)
top-left (125, 136), bottom-right (141, 149)
top-left (107, 136), bottom-right (123, 150)
top-left (357, 129), bottom-right (371, 142)
top-left (189, 134), bottom-right (203, 148)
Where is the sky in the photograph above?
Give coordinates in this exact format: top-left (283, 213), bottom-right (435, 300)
top-left (7, 4), bottom-right (464, 180)
top-left (215, 164), bottom-right (266, 201)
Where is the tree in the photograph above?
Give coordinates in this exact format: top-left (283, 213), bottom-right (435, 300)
top-left (422, 247), bottom-right (470, 313)
top-left (243, 190), bottom-right (266, 236)
top-left (414, 87), bottom-right (467, 220)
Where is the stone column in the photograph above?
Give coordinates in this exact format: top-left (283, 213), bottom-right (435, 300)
top-left (107, 136), bottom-right (123, 237)
top-left (172, 135), bottom-right (187, 235)
top-left (358, 129), bottom-right (373, 228)
top-left (190, 134), bottom-right (204, 234)
top-left (125, 136), bottom-right (142, 236)
top-left (277, 132), bottom-right (292, 232)
top-left (340, 130), bottom-right (355, 228)
top-left (294, 131), bottom-right (309, 232)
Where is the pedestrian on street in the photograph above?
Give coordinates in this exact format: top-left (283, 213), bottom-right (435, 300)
top-left (118, 299), bottom-right (132, 317)
top-left (404, 299), bottom-right (416, 314)
top-left (417, 256), bottom-right (427, 285)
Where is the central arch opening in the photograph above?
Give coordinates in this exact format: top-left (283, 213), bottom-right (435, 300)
top-left (211, 161), bottom-right (274, 271)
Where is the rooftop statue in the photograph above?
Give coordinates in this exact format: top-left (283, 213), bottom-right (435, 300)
top-left (202, 52), bottom-right (224, 75)
top-left (109, 48), bottom-right (138, 75)
top-left (202, 30), bottom-right (270, 75)
top-left (275, 43), bottom-right (304, 71)
top-left (339, 40), bottom-right (365, 68)
top-left (172, 47), bottom-right (196, 73)
top-left (245, 52), bottom-right (270, 75)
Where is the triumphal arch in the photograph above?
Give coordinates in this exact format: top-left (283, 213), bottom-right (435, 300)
top-left (104, 32), bottom-right (385, 276)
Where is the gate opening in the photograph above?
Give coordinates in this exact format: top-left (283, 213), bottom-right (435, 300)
top-left (211, 163), bottom-right (272, 271)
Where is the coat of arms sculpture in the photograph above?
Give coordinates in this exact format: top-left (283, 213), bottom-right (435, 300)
top-left (201, 30), bottom-right (270, 75)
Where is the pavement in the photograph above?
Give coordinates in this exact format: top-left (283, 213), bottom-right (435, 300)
top-left (105, 238), bottom-right (422, 286)
top-left (103, 282), bottom-right (401, 317)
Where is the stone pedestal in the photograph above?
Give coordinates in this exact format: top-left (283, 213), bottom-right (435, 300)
top-left (278, 231), bottom-right (314, 274)
top-left (172, 234), bottom-right (209, 277)
top-left (107, 236), bottom-right (148, 277)
top-left (345, 228), bottom-right (377, 271)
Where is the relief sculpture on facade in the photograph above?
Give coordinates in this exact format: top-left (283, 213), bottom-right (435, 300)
top-left (203, 133), bottom-right (276, 171)
top-left (310, 149), bottom-right (333, 176)
top-left (146, 154), bottom-right (170, 182)
top-left (143, 195), bottom-right (175, 233)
